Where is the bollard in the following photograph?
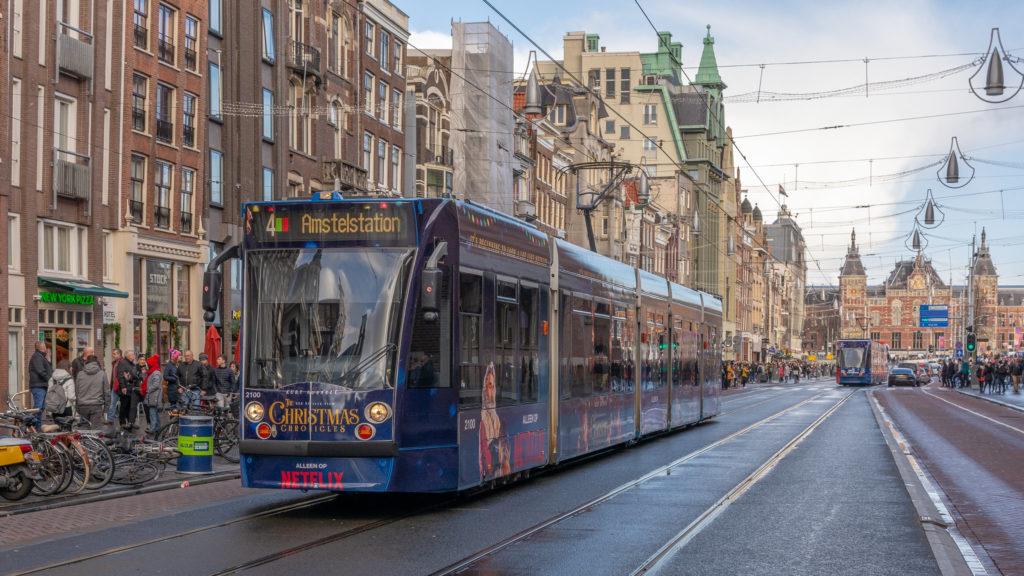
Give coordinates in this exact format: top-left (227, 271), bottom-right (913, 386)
top-left (177, 415), bottom-right (214, 474)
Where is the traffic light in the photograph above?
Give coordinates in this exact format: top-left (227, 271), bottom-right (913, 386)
top-left (966, 332), bottom-right (976, 352)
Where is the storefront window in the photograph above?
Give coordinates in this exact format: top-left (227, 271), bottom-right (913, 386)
top-left (146, 259), bottom-right (173, 315)
top-left (176, 263), bottom-right (190, 317)
top-left (134, 257), bottom-right (143, 315)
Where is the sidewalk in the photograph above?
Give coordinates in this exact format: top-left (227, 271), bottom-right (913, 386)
top-left (0, 421), bottom-right (240, 517)
top-left (945, 381), bottom-right (1024, 413)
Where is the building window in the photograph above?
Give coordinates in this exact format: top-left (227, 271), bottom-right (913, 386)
top-left (289, 0), bottom-right (304, 43)
top-left (180, 168), bottom-right (194, 233)
top-left (130, 155), bottom-right (146, 221)
top-left (392, 89), bottom-right (402, 128)
top-left (589, 69), bottom-right (600, 89)
top-left (132, 74), bottom-right (148, 132)
top-left (134, 0), bottom-right (148, 49)
top-left (261, 9), bottom-right (275, 62)
top-left (209, 62), bottom-right (221, 119)
top-left (210, 148), bottom-right (223, 204)
top-left (548, 104), bottom-right (566, 125)
top-left (892, 332), bottom-right (901, 349)
top-left (328, 12), bottom-right (341, 73)
top-left (157, 4), bottom-right (175, 65)
top-left (176, 263), bottom-right (191, 318)
top-left (12, 78), bottom-right (21, 187)
top-left (262, 89), bottom-right (274, 141)
top-left (364, 73), bottom-right (373, 116)
top-left (154, 161), bottom-right (172, 228)
top-left (391, 145), bottom-right (401, 192)
top-left (380, 30), bottom-right (389, 72)
top-left (605, 120), bottom-right (614, 134)
top-left (330, 101), bottom-right (342, 157)
top-left (365, 21), bottom-right (374, 56)
top-left (8, 214), bottom-right (21, 271)
top-left (377, 140), bottom-right (387, 185)
top-left (182, 92), bottom-right (196, 147)
top-left (209, 0), bottom-right (221, 34)
top-left (394, 40), bottom-right (402, 74)
top-left (184, 16), bottom-right (198, 71)
top-left (155, 83), bottom-right (173, 143)
top-left (605, 68), bottom-right (615, 98)
top-left (643, 103), bottom-right (657, 125)
top-left (262, 167), bottom-right (274, 201)
top-left (620, 126), bottom-right (630, 139)
top-left (363, 132), bottom-right (372, 175)
top-left (288, 82), bottom-right (309, 153)
top-left (620, 68), bottom-right (631, 103)
top-left (40, 222), bottom-right (86, 276)
top-left (643, 137), bottom-right (657, 153)
top-left (378, 81), bottom-right (388, 120)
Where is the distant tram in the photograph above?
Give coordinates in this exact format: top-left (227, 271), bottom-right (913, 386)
top-left (835, 339), bottom-right (888, 386)
top-left (203, 194), bottom-right (723, 493)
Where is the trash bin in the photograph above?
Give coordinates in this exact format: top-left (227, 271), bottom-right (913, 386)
top-left (177, 415), bottom-right (214, 474)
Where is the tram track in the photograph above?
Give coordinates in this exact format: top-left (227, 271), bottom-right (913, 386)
top-left (429, 387), bottom-right (851, 576)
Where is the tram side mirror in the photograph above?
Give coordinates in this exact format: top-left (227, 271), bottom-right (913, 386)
top-left (202, 270), bottom-right (223, 323)
top-left (421, 268), bottom-right (443, 323)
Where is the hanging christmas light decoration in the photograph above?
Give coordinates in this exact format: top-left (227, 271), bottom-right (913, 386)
top-left (904, 219), bottom-right (929, 252)
top-left (917, 188), bottom-right (945, 229)
top-left (969, 28), bottom-right (1024, 103)
top-left (936, 137), bottom-right (975, 189)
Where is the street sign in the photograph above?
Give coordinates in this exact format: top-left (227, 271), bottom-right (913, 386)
top-left (826, 354), bottom-right (833, 360)
top-left (919, 305), bottom-right (949, 328)
top-left (955, 341), bottom-right (962, 350)
top-left (956, 349), bottom-right (963, 358)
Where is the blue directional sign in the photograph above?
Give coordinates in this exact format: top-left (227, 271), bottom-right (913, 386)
top-left (919, 305), bottom-right (949, 328)
top-left (956, 349), bottom-right (963, 358)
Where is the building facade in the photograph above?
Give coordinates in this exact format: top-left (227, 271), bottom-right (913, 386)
top-left (765, 204), bottom-right (807, 356)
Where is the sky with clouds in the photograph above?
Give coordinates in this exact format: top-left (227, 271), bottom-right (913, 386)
top-left (403, 1), bottom-right (1024, 289)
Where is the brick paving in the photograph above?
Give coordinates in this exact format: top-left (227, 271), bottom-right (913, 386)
top-left (877, 383), bottom-right (1024, 575)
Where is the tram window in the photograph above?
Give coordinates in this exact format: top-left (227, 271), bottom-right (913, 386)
top-left (497, 280), bottom-right (517, 302)
top-left (593, 302), bottom-right (611, 395)
top-left (520, 286), bottom-right (539, 403)
top-left (459, 272), bottom-right (483, 407)
top-left (409, 267), bottom-right (447, 388)
top-left (559, 293), bottom-right (572, 400)
top-left (571, 297), bottom-right (593, 398)
top-left (496, 298), bottom-right (518, 406)
top-left (610, 307), bottom-right (626, 393)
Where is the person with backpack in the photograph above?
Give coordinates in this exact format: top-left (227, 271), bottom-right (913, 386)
top-left (74, 355), bottom-right (109, 428)
top-left (45, 359), bottom-right (75, 419)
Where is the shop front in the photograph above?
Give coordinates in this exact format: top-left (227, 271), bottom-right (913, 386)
top-left (36, 277), bottom-right (129, 365)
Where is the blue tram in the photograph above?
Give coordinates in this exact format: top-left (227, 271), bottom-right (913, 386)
top-left (835, 339), bottom-right (888, 386)
top-left (209, 195), bottom-right (722, 493)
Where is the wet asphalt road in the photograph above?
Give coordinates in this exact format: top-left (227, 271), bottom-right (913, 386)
top-left (3, 378), bottom-right (942, 576)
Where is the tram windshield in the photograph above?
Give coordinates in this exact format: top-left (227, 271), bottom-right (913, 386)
top-left (838, 346), bottom-right (866, 370)
top-left (244, 248), bottom-right (413, 390)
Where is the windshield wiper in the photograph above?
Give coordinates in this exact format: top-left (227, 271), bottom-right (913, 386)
top-left (337, 343), bottom-right (397, 387)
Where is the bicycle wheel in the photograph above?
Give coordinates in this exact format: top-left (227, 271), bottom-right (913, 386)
top-left (31, 440), bottom-right (69, 496)
top-left (156, 420), bottom-right (180, 442)
top-left (110, 456), bottom-right (160, 485)
top-left (62, 440), bottom-right (91, 495)
top-left (79, 435), bottom-right (115, 490)
top-left (214, 420), bottom-right (239, 463)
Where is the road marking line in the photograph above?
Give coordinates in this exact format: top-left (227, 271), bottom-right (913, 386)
top-left (922, 389), bottom-right (1024, 436)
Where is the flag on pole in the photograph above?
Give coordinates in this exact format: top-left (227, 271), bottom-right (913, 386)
top-left (778, 184), bottom-right (788, 197)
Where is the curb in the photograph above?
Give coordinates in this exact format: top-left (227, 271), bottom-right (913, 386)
top-left (950, 386), bottom-right (1024, 413)
top-left (869, 392), bottom-right (977, 576)
top-left (0, 471), bottom-right (240, 517)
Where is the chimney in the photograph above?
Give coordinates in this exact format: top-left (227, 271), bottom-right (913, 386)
top-left (601, 46), bottom-right (606, 52)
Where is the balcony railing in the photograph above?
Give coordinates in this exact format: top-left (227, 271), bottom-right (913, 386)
top-left (53, 148), bottom-right (91, 201)
top-left (129, 199), bottom-right (145, 222)
top-left (132, 106), bottom-right (146, 132)
top-left (180, 210), bottom-right (193, 233)
top-left (156, 119), bottom-right (174, 142)
top-left (134, 24), bottom-right (148, 49)
top-left (154, 206), bottom-right (171, 229)
top-left (158, 36), bottom-right (175, 65)
top-left (184, 47), bottom-right (197, 71)
top-left (287, 39), bottom-right (321, 77)
top-left (56, 22), bottom-right (94, 80)
top-left (182, 124), bottom-right (195, 148)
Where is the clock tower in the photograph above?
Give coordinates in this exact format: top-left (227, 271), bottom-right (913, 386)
top-left (972, 228), bottom-right (999, 350)
top-left (839, 229), bottom-right (868, 338)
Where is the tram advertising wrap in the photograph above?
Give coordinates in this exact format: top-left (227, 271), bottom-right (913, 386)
top-left (229, 197), bottom-right (723, 493)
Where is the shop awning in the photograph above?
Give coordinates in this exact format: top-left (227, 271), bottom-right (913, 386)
top-left (38, 276), bottom-right (130, 298)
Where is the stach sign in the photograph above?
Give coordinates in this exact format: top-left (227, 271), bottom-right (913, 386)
top-left (919, 305), bottom-right (949, 328)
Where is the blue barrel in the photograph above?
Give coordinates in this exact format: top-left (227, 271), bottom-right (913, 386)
top-left (177, 415), bottom-right (214, 474)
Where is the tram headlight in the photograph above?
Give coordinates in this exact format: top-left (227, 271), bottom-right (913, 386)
top-left (365, 402), bottom-right (392, 424)
top-left (245, 402), bottom-right (265, 423)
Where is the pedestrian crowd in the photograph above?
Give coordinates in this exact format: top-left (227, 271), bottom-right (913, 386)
top-left (937, 356), bottom-right (1022, 395)
top-left (721, 360), bottom-right (835, 389)
top-left (26, 341), bottom-right (239, 434)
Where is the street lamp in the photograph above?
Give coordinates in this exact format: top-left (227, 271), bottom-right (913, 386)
top-left (936, 137), bottom-right (975, 189)
top-left (969, 28), bottom-right (1024, 103)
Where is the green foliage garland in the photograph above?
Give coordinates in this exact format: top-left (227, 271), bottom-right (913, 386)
top-left (144, 314), bottom-right (180, 356)
top-left (102, 323), bottom-right (122, 351)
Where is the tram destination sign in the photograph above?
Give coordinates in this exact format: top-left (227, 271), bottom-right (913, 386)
top-left (246, 202), bottom-right (416, 246)
top-left (919, 304), bottom-right (948, 328)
